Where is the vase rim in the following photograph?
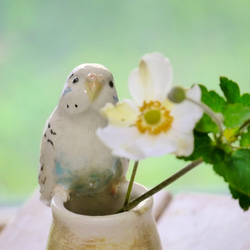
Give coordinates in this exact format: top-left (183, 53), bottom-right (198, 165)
top-left (51, 182), bottom-right (153, 222)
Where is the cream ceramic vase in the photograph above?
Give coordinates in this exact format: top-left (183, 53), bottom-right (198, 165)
top-left (46, 182), bottom-right (162, 250)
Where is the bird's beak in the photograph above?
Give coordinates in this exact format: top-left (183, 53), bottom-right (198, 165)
top-left (85, 73), bottom-right (103, 102)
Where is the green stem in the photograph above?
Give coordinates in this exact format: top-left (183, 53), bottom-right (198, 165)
top-left (118, 158), bottom-right (203, 213)
top-left (186, 97), bottom-right (224, 138)
top-left (123, 161), bottom-right (139, 206)
top-left (239, 119), bottom-right (250, 132)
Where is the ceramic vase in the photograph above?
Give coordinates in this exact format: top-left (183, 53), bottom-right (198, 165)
top-left (46, 182), bottom-right (162, 249)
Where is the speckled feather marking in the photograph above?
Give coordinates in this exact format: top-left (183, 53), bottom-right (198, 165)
top-left (44, 123), bottom-right (56, 148)
top-left (39, 119), bottom-right (58, 205)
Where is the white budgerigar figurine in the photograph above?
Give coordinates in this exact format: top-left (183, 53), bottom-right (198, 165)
top-left (39, 64), bottom-right (128, 207)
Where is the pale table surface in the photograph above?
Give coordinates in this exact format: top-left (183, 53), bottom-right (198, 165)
top-left (0, 189), bottom-right (250, 250)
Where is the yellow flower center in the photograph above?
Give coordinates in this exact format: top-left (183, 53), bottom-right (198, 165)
top-left (144, 110), bottom-right (161, 124)
top-left (136, 101), bottom-right (173, 135)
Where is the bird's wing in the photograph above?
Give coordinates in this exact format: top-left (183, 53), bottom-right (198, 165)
top-left (38, 111), bottom-right (57, 206)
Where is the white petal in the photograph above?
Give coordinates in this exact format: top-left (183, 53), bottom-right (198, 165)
top-left (170, 85), bottom-right (203, 133)
top-left (166, 130), bottom-right (195, 156)
top-left (186, 84), bottom-right (202, 102)
top-left (97, 125), bottom-right (176, 160)
top-left (100, 99), bottom-right (139, 127)
top-left (97, 126), bottom-right (136, 148)
top-left (125, 129), bottom-right (194, 159)
top-left (96, 126), bottom-right (144, 160)
top-left (128, 52), bottom-right (173, 105)
top-left (112, 133), bottom-right (177, 160)
top-left (97, 125), bottom-right (194, 160)
top-left (112, 140), bottom-right (148, 160)
top-left (132, 133), bottom-right (177, 159)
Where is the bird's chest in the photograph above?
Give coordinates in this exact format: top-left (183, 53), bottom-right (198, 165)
top-left (51, 118), bottom-right (118, 194)
top-left (54, 118), bottom-right (111, 170)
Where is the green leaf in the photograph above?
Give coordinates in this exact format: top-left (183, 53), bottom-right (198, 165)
top-left (196, 84), bottom-right (226, 133)
top-left (213, 148), bottom-right (250, 197)
top-left (239, 93), bottom-right (250, 108)
top-left (178, 131), bottom-right (214, 163)
top-left (223, 103), bottom-right (250, 128)
top-left (240, 126), bottom-right (250, 147)
top-left (226, 149), bottom-right (250, 195)
top-left (195, 114), bottom-right (218, 133)
top-left (211, 147), bottom-right (229, 177)
top-left (199, 84), bottom-right (226, 112)
top-left (229, 185), bottom-right (250, 211)
top-left (220, 77), bottom-right (241, 104)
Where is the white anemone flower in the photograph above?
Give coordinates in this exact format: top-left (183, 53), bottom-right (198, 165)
top-left (96, 52), bottom-right (203, 160)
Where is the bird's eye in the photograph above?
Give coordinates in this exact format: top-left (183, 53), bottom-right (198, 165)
top-left (109, 81), bottom-right (114, 88)
top-left (72, 77), bottom-right (79, 84)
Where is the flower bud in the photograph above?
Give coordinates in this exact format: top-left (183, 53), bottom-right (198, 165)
top-left (168, 87), bottom-right (186, 103)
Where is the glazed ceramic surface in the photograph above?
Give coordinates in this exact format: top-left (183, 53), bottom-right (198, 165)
top-left (47, 182), bottom-right (162, 250)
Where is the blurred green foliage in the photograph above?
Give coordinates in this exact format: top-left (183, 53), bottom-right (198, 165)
top-left (0, 0), bottom-right (249, 204)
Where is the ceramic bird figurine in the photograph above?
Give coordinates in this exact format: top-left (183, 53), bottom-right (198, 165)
top-left (39, 64), bottom-right (128, 206)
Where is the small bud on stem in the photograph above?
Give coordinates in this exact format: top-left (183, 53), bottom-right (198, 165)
top-left (168, 87), bottom-right (186, 103)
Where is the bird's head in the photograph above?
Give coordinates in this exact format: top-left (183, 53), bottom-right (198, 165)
top-left (59, 64), bottom-right (118, 115)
